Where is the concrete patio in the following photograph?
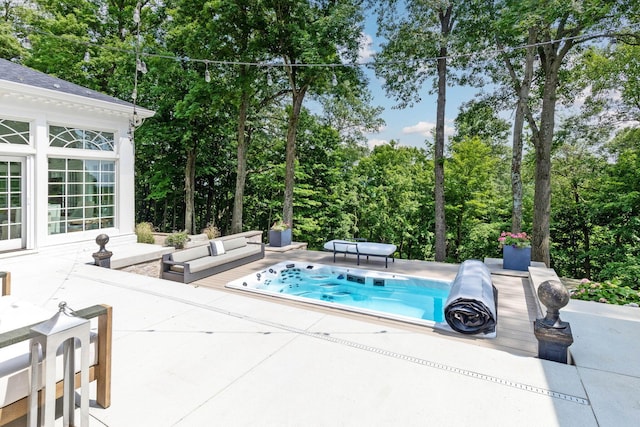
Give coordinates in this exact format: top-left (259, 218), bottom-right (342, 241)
top-left (1, 242), bottom-right (639, 426)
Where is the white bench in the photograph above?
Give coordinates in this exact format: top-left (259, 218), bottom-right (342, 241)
top-left (323, 240), bottom-right (397, 268)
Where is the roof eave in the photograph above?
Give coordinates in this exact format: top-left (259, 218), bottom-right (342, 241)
top-left (0, 80), bottom-right (155, 119)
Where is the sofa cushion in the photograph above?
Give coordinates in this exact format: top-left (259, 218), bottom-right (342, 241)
top-left (210, 240), bottom-right (226, 255)
top-left (191, 245), bottom-right (262, 272)
top-left (223, 237), bottom-right (247, 252)
top-left (171, 245), bottom-right (210, 263)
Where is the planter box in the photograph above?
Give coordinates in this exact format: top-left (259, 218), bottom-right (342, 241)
top-left (503, 245), bottom-right (531, 271)
top-left (269, 229), bottom-right (292, 247)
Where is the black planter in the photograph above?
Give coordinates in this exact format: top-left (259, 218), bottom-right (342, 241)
top-left (269, 229), bottom-right (292, 247)
top-left (503, 245), bottom-right (531, 271)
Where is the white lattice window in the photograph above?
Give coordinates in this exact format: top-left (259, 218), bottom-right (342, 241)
top-left (49, 126), bottom-right (114, 151)
top-left (47, 158), bottom-right (115, 234)
top-left (0, 119), bottom-right (30, 145)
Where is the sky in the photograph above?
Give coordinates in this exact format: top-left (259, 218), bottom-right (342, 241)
top-left (359, 14), bottom-right (472, 150)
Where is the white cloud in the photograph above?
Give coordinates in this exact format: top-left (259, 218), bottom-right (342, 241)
top-left (403, 121), bottom-right (436, 136)
top-left (403, 121), bottom-right (455, 138)
top-left (358, 33), bottom-right (376, 63)
top-left (367, 138), bottom-right (388, 149)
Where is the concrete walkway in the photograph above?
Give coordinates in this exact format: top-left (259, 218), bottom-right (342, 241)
top-left (1, 244), bottom-right (639, 426)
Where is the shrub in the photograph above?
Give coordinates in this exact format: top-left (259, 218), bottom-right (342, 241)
top-left (165, 231), bottom-right (189, 249)
top-left (570, 278), bottom-right (640, 306)
top-left (202, 224), bottom-right (221, 240)
top-left (135, 222), bottom-right (155, 244)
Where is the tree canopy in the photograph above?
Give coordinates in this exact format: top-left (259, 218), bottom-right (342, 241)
top-left (1, 0), bottom-right (639, 299)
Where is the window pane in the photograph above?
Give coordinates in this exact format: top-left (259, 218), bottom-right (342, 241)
top-left (85, 207), bottom-right (98, 218)
top-left (0, 119), bottom-right (29, 145)
top-left (48, 158), bottom-right (66, 170)
top-left (9, 162), bottom-right (21, 175)
top-left (68, 160), bottom-right (83, 171)
top-left (101, 162), bottom-right (115, 172)
top-left (85, 160), bottom-right (100, 172)
top-left (0, 162), bottom-right (7, 176)
top-left (48, 183), bottom-right (64, 196)
top-left (68, 184), bottom-right (83, 196)
top-left (68, 196), bottom-right (83, 208)
top-left (47, 158), bottom-right (116, 235)
top-left (10, 178), bottom-right (20, 191)
top-left (101, 206), bottom-right (114, 217)
top-left (100, 184), bottom-right (114, 195)
top-left (101, 172), bottom-right (115, 183)
top-left (100, 194), bottom-right (114, 205)
top-left (49, 126), bottom-right (113, 151)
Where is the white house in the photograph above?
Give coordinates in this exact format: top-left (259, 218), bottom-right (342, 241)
top-left (0, 58), bottom-right (154, 253)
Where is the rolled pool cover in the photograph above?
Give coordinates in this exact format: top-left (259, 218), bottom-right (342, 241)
top-left (444, 260), bottom-right (498, 336)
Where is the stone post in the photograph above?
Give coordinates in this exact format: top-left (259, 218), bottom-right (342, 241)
top-left (92, 234), bottom-right (113, 268)
top-left (534, 279), bottom-right (574, 364)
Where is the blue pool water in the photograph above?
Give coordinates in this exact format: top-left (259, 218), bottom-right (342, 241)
top-left (226, 261), bottom-right (451, 325)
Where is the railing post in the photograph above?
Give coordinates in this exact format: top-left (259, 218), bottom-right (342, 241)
top-left (92, 233), bottom-right (113, 268)
top-left (534, 280), bottom-right (574, 364)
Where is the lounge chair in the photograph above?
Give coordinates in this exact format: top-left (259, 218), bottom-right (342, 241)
top-left (323, 239), bottom-right (397, 268)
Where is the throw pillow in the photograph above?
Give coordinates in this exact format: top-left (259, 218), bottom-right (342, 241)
top-left (211, 240), bottom-right (226, 255)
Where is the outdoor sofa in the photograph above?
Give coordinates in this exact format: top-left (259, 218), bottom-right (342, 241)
top-left (161, 236), bottom-right (265, 283)
top-left (323, 239), bottom-right (397, 268)
top-left (0, 284), bottom-right (112, 426)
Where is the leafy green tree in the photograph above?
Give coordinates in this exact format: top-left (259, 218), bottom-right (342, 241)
top-left (353, 142), bottom-right (432, 259)
top-left (374, 0), bottom-right (464, 262)
top-left (550, 115), bottom-right (608, 279)
top-left (0, 0), bottom-right (29, 60)
top-left (262, 0), bottom-right (365, 229)
top-left (446, 136), bottom-right (499, 262)
top-left (580, 43), bottom-right (640, 123)
top-left (591, 128), bottom-right (640, 288)
top-left (484, 0), bottom-right (633, 266)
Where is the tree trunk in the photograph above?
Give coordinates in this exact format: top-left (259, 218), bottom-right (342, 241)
top-left (500, 29), bottom-right (537, 234)
top-left (231, 88), bottom-right (251, 234)
top-left (511, 103), bottom-right (524, 233)
top-left (531, 72), bottom-right (557, 267)
top-left (434, 7), bottom-right (452, 262)
top-left (184, 145), bottom-right (196, 234)
top-left (283, 86), bottom-right (307, 227)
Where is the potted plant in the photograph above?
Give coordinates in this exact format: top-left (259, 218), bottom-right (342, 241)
top-left (269, 219), bottom-right (292, 247)
top-left (498, 231), bottom-right (531, 271)
top-left (165, 231), bottom-right (189, 249)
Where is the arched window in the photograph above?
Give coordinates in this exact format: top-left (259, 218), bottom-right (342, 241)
top-left (0, 119), bottom-right (30, 145)
top-left (49, 126), bottom-right (114, 151)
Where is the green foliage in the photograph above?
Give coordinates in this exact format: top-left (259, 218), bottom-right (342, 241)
top-left (165, 231), bottom-right (189, 249)
top-left (9, 0), bottom-right (640, 288)
top-left (135, 222), bottom-right (156, 244)
top-left (571, 279), bottom-right (640, 306)
top-left (457, 223), bottom-right (505, 262)
top-left (270, 220), bottom-right (290, 231)
top-left (352, 142), bottom-right (433, 259)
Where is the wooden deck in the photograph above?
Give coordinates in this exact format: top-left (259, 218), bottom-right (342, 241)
top-left (194, 249), bottom-right (540, 358)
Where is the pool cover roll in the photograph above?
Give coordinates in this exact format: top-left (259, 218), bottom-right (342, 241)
top-left (444, 260), bottom-right (497, 336)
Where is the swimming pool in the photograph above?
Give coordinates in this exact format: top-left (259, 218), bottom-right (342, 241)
top-left (226, 261), bottom-right (452, 326)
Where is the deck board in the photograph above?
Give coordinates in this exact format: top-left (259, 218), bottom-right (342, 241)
top-left (193, 249), bottom-right (540, 358)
